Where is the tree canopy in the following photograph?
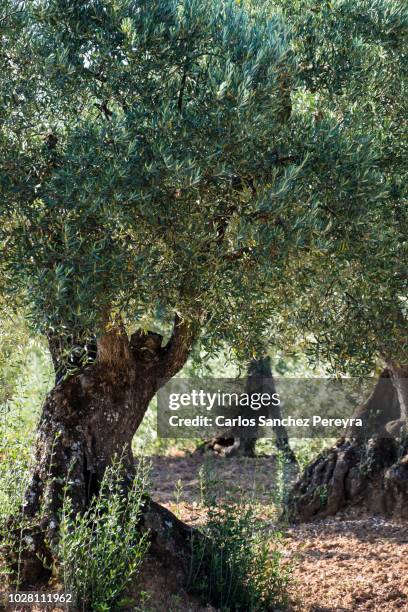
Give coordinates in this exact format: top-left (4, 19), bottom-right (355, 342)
top-left (0, 0), bottom-right (407, 370)
top-left (268, 0), bottom-right (408, 372)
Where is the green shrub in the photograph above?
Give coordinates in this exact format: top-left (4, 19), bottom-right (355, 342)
top-left (57, 457), bottom-right (151, 612)
top-left (188, 465), bottom-right (292, 611)
top-left (294, 438), bottom-right (334, 473)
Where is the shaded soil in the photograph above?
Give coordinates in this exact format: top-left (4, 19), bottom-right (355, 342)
top-left (148, 450), bottom-right (280, 521)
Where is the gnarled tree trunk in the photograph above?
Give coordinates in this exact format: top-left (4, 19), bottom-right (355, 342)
top-left (9, 316), bottom-right (197, 584)
top-left (387, 362), bottom-right (408, 420)
top-left (285, 368), bottom-right (408, 522)
top-left (199, 357), bottom-right (297, 464)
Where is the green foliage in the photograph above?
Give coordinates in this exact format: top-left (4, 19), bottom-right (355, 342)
top-left (1, 0), bottom-right (295, 356)
top-left (262, 0), bottom-right (408, 372)
top-left (0, 302), bottom-right (30, 408)
top-left (2, 0), bottom-right (405, 372)
top-left (268, 449), bottom-right (290, 512)
top-left (57, 457), bottom-right (150, 612)
top-left (0, 341), bottom-right (50, 506)
top-left (188, 464), bottom-right (292, 611)
top-left (0, 413), bottom-right (30, 586)
top-left (0, 323), bottom-right (51, 527)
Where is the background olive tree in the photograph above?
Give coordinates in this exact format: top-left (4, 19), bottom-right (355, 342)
top-left (259, 0), bottom-right (408, 520)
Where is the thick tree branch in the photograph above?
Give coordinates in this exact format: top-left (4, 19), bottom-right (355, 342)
top-left (177, 67), bottom-right (188, 113)
top-left (97, 314), bottom-right (131, 368)
top-left (159, 313), bottom-right (199, 380)
top-left (129, 313), bottom-right (199, 381)
top-left (94, 100), bottom-right (113, 120)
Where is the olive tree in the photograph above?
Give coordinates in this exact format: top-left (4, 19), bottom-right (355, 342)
top-left (261, 0), bottom-right (408, 520)
top-left (0, 0), bottom-right (401, 577)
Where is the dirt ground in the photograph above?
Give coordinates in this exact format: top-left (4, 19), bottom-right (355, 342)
top-left (148, 451), bottom-right (408, 612)
top-left (2, 452), bottom-right (407, 611)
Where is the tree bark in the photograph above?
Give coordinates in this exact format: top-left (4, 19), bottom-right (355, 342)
top-left (285, 368), bottom-right (408, 522)
top-left (387, 361), bottom-right (408, 420)
top-left (198, 357), bottom-right (297, 464)
top-left (9, 315), bottom-right (197, 584)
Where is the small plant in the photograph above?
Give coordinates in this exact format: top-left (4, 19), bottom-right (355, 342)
top-left (133, 589), bottom-right (151, 611)
top-left (189, 466), bottom-right (292, 611)
top-left (58, 456), bottom-right (150, 612)
top-left (271, 449), bottom-right (288, 513)
top-left (314, 484), bottom-right (328, 507)
top-left (174, 478), bottom-right (184, 518)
